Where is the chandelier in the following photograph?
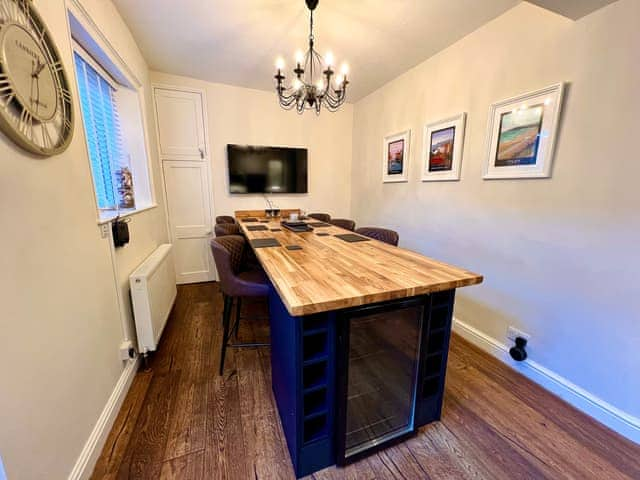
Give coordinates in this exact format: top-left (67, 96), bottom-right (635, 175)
top-left (274, 0), bottom-right (349, 114)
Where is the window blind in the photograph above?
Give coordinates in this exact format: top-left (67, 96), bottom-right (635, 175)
top-left (73, 51), bottom-right (129, 210)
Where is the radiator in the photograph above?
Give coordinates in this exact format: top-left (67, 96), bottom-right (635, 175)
top-left (130, 244), bottom-right (177, 354)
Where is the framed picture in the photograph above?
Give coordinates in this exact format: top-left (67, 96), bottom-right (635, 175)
top-left (383, 129), bottom-right (411, 183)
top-left (422, 113), bottom-right (466, 182)
top-left (484, 83), bottom-right (565, 179)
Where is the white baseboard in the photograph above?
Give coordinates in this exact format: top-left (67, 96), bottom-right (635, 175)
top-left (452, 317), bottom-right (640, 445)
top-left (68, 357), bottom-right (140, 480)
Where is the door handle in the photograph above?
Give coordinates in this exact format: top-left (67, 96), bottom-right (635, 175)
top-left (199, 148), bottom-right (205, 159)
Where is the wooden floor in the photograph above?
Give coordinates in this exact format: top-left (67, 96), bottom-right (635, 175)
top-left (91, 283), bottom-right (640, 480)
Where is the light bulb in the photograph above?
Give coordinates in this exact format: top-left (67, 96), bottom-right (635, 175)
top-left (292, 78), bottom-right (303, 90)
top-left (275, 57), bottom-right (285, 70)
top-left (340, 62), bottom-right (349, 75)
top-left (316, 79), bottom-right (325, 91)
top-left (335, 75), bottom-right (344, 87)
top-left (325, 51), bottom-right (334, 67)
top-left (295, 50), bottom-right (304, 64)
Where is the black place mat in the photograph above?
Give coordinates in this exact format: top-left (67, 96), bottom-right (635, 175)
top-left (270, 228), bottom-right (282, 232)
top-left (334, 233), bottom-right (370, 243)
top-left (285, 245), bottom-right (303, 250)
top-left (241, 217), bottom-right (259, 222)
top-left (250, 238), bottom-right (281, 248)
top-left (247, 225), bottom-right (268, 231)
top-left (316, 232), bottom-right (330, 236)
top-left (308, 221), bottom-right (331, 227)
top-left (259, 219), bottom-right (270, 223)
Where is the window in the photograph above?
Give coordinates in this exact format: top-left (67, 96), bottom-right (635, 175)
top-left (69, 10), bottom-right (154, 222)
top-left (74, 51), bottom-right (131, 211)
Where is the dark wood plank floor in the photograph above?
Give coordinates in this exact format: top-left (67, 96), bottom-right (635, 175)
top-left (91, 283), bottom-right (640, 480)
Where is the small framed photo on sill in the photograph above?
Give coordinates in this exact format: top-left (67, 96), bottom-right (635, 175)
top-left (484, 83), bottom-right (565, 179)
top-left (383, 129), bottom-right (411, 183)
top-left (422, 113), bottom-right (466, 182)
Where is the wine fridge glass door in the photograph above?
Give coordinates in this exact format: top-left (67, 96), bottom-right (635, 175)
top-left (337, 300), bottom-right (424, 462)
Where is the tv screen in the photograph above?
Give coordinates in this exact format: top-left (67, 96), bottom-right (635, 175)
top-left (227, 144), bottom-right (308, 194)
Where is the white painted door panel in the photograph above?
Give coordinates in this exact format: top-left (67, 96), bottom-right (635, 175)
top-left (162, 161), bottom-right (215, 284)
top-left (154, 88), bottom-right (206, 159)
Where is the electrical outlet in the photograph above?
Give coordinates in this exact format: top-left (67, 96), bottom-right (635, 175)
top-left (100, 223), bottom-right (110, 239)
top-left (507, 326), bottom-right (531, 343)
top-left (119, 340), bottom-right (136, 361)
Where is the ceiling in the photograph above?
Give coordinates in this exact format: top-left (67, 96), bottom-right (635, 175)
top-left (112, 0), bottom-right (525, 101)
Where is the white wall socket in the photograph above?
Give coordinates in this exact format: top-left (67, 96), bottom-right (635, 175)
top-left (507, 326), bottom-right (531, 343)
top-left (100, 223), bottom-right (110, 239)
top-left (119, 340), bottom-right (135, 361)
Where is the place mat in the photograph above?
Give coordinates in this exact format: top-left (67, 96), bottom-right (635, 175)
top-left (241, 217), bottom-right (259, 222)
top-left (270, 228), bottom-right (282, 232)
top-left (250, 238), bottom-right (281, 248)
top-left (308, 221), bottom-right (331, 227)
top-left (285, 245), bottom-right (303, 251)
top-left (334, 233), bottom-right (370, 243)
top-left (259, 219), bottom-right (270, 223)
top-left (247, 225), bottom-right (268, 231)
top-left (316, 232), bottom-right (330, 236)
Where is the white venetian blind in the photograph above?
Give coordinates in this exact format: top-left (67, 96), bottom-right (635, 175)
top-left (73, 51), bottom-right (130, 210)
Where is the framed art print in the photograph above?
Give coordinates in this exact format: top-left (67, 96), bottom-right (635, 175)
top-left (484, 83), bottom-right (564, 179)
top-left (383, 129), bottom-right (411, 183)
top-left (422, 113), bottom-right (466, 181)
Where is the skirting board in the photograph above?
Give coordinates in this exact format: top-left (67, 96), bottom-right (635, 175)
top-left (452, 317), bottom-right (640, 445)
top-left (68, 357), bottom-right (140, 480)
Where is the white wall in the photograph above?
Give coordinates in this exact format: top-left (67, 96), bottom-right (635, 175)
top-left (150, 72), bottom-right (354, 219)
top-left (351, 0), bottom-right (640, 423)
top-left (0, 0), bottom-right (167, 478)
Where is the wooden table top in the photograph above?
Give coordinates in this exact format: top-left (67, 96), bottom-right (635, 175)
top-left (238, 218), bottom-right (483, 316)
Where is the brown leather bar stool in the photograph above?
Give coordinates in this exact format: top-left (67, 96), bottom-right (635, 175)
top-left (330, 218), bottom-right (356, 231)
top-left (355, 227), bottom-right (399, 246)
top-left (308, 213), bottom-right (331, 222)
top-left (216, 215), bottom-right (236, 224)
top-left (210, 235), bottom-right (269, 375)
top-left (214, 223), bottom-right (241, 236)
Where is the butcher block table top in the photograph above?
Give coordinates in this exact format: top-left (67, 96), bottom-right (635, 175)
top-left (238, 218), bottom-right (483, 316)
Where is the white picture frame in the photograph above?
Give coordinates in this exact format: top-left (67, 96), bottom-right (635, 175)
top-left (484, 83), bottom-right (565, 179)
top-left (382, 129), bottom-right (411, 183)
top-left (422, 113), bottom-right (466, 182)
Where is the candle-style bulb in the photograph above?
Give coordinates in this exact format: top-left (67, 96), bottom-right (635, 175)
top-left (295, 50), bottom-right (304, 64)
top-left (275, 57), bottom-right (285, 70)
top-left (340, 62), bottom-right (349, 75)
top-left (325, 51), bottom-right (334, 67)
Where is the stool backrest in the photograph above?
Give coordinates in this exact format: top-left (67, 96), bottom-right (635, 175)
top-left (355, 227), bottom-right (399, 246)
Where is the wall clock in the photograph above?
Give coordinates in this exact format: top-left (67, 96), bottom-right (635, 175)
top-left (0, 0), bottom-right (73, 156)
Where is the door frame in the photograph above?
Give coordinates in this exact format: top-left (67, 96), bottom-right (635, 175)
top-left (152, 83), bottom-right (217, 281)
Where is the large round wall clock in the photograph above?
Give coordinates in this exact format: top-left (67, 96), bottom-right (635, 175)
top-left (0, 0), bottom-right (73, 156)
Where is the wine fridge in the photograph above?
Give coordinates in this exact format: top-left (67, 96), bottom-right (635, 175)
top-left (335, 292), bottom-right (455, 464)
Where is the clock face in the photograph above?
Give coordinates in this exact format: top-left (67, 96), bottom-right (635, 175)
top-left (0, 0), bottom-right (73, 156)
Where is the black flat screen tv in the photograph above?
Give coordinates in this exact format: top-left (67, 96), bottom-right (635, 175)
top-left (227, 144), bottom-right (308, 194)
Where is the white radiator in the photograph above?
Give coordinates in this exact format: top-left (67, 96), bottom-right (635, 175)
top-left (130, 244), bottom-right (177, 354)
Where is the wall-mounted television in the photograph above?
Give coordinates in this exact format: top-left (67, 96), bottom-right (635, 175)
top-left (227, 144), bottom-right (308, 194)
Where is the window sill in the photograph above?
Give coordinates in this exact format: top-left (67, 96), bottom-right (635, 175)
top-left (97, 204), bottom-right (158, 225)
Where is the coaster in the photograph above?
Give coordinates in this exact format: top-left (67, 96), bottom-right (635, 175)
top-left (270, 228), bottom-right (282, 232)
top-left (247, 225), bottom-right (268, 231)
top-left (242, 217), bottom-right (259, 222)
top-left (334, 233), bottom-right (370, 243)
top-left (316, 232), bottom-right (330, 237)
top-left (259, 219), bottom-right (270, 223)
top-left (250, 238), bottom-right (281, 248)
top-left (308, 221), bottom-right (331, 227)
top-left (285, 245), bottom-right (303, 250)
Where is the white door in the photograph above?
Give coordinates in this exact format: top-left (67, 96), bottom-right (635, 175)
top-left (162, 160), bottom-right (215, 284)
top-left (154, 88), bottom-right (207, 160)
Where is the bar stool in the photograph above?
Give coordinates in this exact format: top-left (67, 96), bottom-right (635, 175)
top-left (355, 227), bottom-right (399, 246)
top-left (308, 213), bottom-right (331, 222)
top-left (214, 223), bottom-right (241, 236)
top-left (330, 218), bottom-right (356, 231)
top-left (210, 236), bottom-right (269, 375)
top-left (216, 215), bottom-right (236, 224)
